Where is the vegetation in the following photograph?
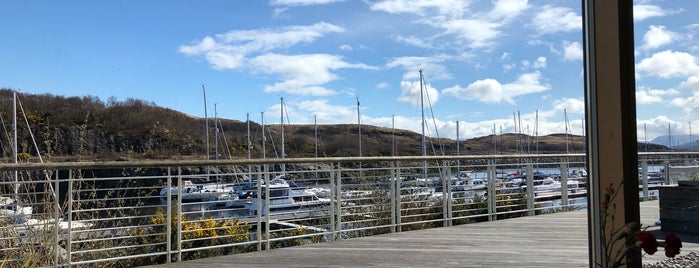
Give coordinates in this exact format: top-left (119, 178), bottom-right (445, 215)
top-left (1, 89), bottom-right (655, 163)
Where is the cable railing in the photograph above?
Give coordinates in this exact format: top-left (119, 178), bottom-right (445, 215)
top-left (0, 152), bottom-right (697, 267)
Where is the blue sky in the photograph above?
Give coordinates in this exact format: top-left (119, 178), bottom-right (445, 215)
top-left (1, 1), bottom-right (697, 143)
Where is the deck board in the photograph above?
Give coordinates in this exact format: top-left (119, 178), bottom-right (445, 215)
top-left (148, 201), bottom-right (699, 267)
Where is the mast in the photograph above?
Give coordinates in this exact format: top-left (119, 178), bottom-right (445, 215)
top-left (280, 97), bottom-right (285, 175)
top-left (564, 108), bottom-right (570, 153)
top-left (357, 97), bottom-right (362, 157)
top-left (535, 110), bottom-right (539, 154)
top-left (214, 103), bottom-right (219, 160)
top-left (492, 123), bottom-right (496, 154)
top-left (419, 69), bottom-right (426, 158)
top-left (314, 115), bottom-right (318, 158)
top-left (261, 112), bottom-right (266, 159)
top-left (419, 69), bottom-right (427, 178)
top-left (13, 91), bottom-right (18, 201)
top-left (247, 113), bottom-right (251, 160)
top-left (456, 121), bottom-right (460, 173)
top-left (202, 85), bottom-right (209, 161)
top-left (392, 115), bottom-right (396, 156)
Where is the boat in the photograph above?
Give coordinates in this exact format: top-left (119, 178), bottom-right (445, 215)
top-left (0, 196), bottom-right (33, 219)
top-left (226, 176), bottom-right (330, 216)
top-left (159, 180), bottom-right (239, 202)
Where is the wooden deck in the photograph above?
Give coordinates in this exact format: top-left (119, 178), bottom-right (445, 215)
top-left (148, 201), bottom-right (699, 268)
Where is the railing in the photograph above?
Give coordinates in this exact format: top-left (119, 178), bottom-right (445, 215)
top-left (0, 152), bottom-right (696, 267)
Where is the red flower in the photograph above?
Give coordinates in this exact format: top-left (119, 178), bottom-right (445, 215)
top-left (664, 233), bottom-right (682, 257)
top-left (636, 232), bottom-right (658, 255)
top-left (604, 186), bottom-right (615, 196)
top-left (601, 201), bottom-right (608, 210)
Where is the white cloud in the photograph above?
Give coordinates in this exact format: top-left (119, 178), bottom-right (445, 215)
top-left (397, 79), bottom-right (440, 107)
top-left (530, 5), bottom-right (581, 34)
top-left (533, 56), bottom-right (546, 69)
top-left (376, 82), bottom-right (389, 89)
top-left (339, 44), bottom-right (353, 51)
top-left (682, 76), bottom-right (699, 92)
top-left (249, 53), bottom-right (374, 96)
top-left (551, 98), bottom-right (585, 115)
top-left (488, 0), bottom-right (529, 22)
top-left (432, 18), bottom-right (501, 48)
top-left (385, 56), bottom-right (452, 81)
top-left (270, 0), bottom-right (345, 6)
top-left (395, 35), bottom-right (433, 49)
top-left (500, 52), bottom-right (511, 61)
top-left (563, 41), bottom-right (583, 61)
top-left (442, 71), bottom-right (549, 104)
top-left (636, 87), bottom-right (680, 104)
top-left (368, 0), bottom-right (469, 17)
top-left (633, 5), bottom-right (667, 21)
top-left (179, 22), bottom-right (344, 70)
top-left (636, 50), bottom-right (699, 79)
top-left (641, 25), bottom-right (676, 51)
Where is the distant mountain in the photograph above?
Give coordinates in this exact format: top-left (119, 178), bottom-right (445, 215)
top-left (650, 134), bottom-right (698, 149)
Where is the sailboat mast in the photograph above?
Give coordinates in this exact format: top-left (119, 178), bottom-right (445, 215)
top-left (357, 97), bottom-right (362, 157)
top-left (13, 91), bottom-right (18, 201)
top-left (314, 115), bottom-right (318, 158)
top-left (280, 97), bottom-right (285, 175)
top-left (419, 69), bottom-right (427, 178)
top-left (202, 85), bottom-right (209, 161)
top-left (392, 115), bottom-right (396, 156)
top-left (261, 112), bottom-right (266, 159)
top-left (419, 69), bottom-right (426, 158)
top-left (214, 103), bottom-right (219, 160)
top-left (247, 113), bottom-right (251, 160)
top-left (564, 109), bottom-right (569, 153)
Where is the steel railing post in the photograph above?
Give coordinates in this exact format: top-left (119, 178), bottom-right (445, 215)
top-left (560, 162), bottom-right (569, 207)
top-left (526, 163), bottom-right (534, 216)
top-left (487, 161), bottom-right (496, 221)
top-left (67, 169), bottom-right (73, 266)
top-left (166, 167), bottom-right (172, 262)
top-left (177, 167), bottom-right (182, 262)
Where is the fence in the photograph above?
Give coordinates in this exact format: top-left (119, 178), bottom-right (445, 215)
top-left (0, 152), bottom-right (696, 267)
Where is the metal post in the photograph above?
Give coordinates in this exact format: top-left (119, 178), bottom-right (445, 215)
top-left (177, 167), bottom-right (183, 262)
top-left (487, 162), bottom-right (497, 221)
top-left (395, 162), bottom-right (402, 232)
top-left (335, 167), bottom-right (343, 240)
top-left (67, 169), bottom-right (73, 265)
top-left (526, 163), bottom-right (535, 216)
top-left (390, 161), bottom-right (396, 233)
top-left (166, 168), bottom-right (172, 262)
top-left (329, 165), bottom-right (336, 240)
top-left (560, 162), bottom-right (569, 207)
top-left (641, 160), bottom-right (649, 201)
top-left (54, 169), bottom-right (60, 266)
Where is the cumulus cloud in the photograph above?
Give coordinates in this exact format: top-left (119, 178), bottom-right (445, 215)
top-left (533, 57), bottom-right (547, 69)
top-left (397, 79), bottom-right (440, 107)
top-left (563, 41), bottom-right (583, 61)
top-left (179, 22), bottom-right (343, 69)
top-left (368, 0), bottom-right (470, 17)
top-left (249, 53), bottom-right (374, 96)
top-left (633, 5), bottom-right (668, 21)
top-left (371, 0), bottom-right (528, 49)
top-left (385, 56), bottom-right (452, 81)
top-left (636, 87), bottom-right (680, 104)
top-left (270, 0), bottom-right (345, 6)
top-left (641, 25), bottom-right (676, 51)
top-left (180, 22), bottom-right (379, 96)
top-left (442, 71), bottom-right (549, 104)
top-left (636, 50), bottom-right (699, 79)
top-left (530, 5), bottom-right (581, 34)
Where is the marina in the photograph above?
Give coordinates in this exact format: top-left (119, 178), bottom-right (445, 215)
top-left (1, 153), bottom-right (697, 267)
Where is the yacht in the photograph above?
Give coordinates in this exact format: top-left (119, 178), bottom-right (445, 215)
top-left (226, 176), bottom-right (330, 216)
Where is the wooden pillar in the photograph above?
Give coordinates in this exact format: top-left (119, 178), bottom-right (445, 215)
top-left (583, 0), bottom-right (640, 267)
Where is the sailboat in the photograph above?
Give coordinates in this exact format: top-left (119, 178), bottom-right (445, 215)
top-left (1, 91), bottom-right (33, 220)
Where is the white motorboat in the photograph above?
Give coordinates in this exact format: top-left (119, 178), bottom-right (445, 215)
top-left (226, 176), bottom-right (330, 216)
top-left (159, 181), bottom-right (238, 202)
